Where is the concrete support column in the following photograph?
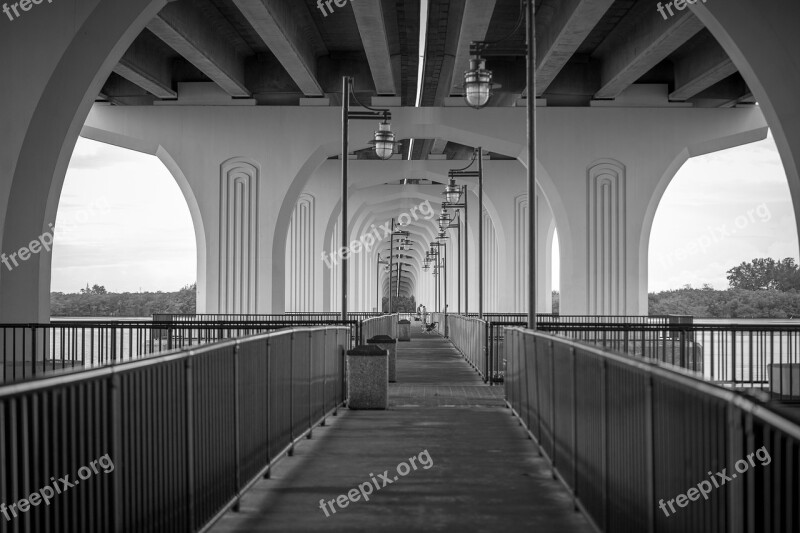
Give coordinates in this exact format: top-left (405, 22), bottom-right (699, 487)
top-left (537, 106), bottom-right (767, 315)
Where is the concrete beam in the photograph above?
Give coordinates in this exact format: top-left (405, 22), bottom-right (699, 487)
top-left (232, 0), bottom-right (325, 97)
top-left (352, 1), bottom-right (397, 95)
top-left (535, 0), bottom-right (615, 96)
top-left (148, 2), bottom-right (250, 97)
top-left (669, 34), bottom-right (737, 101)
top-left (113, 32), bottom-right (177, 99)
top-left (431, 138), bottom-right (448, 155)
top-left (449, 0), bottom-right (497, 96)
top-left (720, 91), bottom-right (755, 108)
top-left (593, 2), bottom-right (704, 99)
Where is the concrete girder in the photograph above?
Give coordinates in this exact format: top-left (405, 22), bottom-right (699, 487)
top-left (719, 92), bottom-right (755, 108)
top-left (430, 138), bottom-right (449, 155)
top-left (449, 0), bottom-right (497, 97)
top-left (114, 31), bottom-right (177, 99)
top-left (592, 2), bottom-right (704, 100)
top-left (147, 2), bottom-right (250, 97)
top-left (534, 0), bottom-right (615, 96)
top-left (669, 32), bottom-right (738, 101)
top-left (352, 1), bottom-right (397, 95)
top-left (231, 0), bottom-right (325, 97)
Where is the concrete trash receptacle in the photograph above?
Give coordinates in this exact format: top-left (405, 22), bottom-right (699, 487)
top-left (397, 319), bottom-right (411, 342)
top-left (367, 335), bottom-right (397, 382)
top-left (346, 345), bottom-right (388, 409)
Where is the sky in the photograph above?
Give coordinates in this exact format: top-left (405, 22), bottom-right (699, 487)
top-left (52, 138), bottom-right (196, 293)
top-left (646, 130), bottom-right (798, 292)
top-left (54, 131), bottom-right (797, 294)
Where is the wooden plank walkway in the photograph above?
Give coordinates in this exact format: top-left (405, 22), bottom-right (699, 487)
top-left (210, 330), bottom-right (594, 533)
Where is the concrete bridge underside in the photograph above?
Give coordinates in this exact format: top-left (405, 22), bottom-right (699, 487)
top-left (1, 0), bottom-right (798, 321)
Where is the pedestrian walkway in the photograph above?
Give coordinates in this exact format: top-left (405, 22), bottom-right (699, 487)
top-left (211, 330), bottom-right (594, 533)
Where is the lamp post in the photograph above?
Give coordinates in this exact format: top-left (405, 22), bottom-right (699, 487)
top-left (443, 178), bottom-right (468, 314)
top-left (341, 76), bottom-right (397, 321)
top-left (462, 0), bottom-right (536, 329)
top-left (447, 149), bottom-right (482, 318)
top-left (387, 221), bottom-right (410, 313)
top-left (440, 208), bottom-right (463, 313)
top-left (376, 253), bottom-right (389, 312)
top-left (430, 235), bottom-right (447, 336)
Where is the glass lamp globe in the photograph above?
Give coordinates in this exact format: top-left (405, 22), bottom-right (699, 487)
top-left (464, 57), bottom-right (493, 109)
top-left (373, 122), bottom-right (395, 160)
top-left (444, 178), bottom-right (461, 204)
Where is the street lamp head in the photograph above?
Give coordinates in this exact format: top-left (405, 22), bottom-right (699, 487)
top-left (464, 56), bottom-right (493, 109)
top-left (437, 210), bottom-right (451, 230)
top-left (370, 121), bottom-right (396, 160)
top-left (444, 177), bottom-right (462, 204)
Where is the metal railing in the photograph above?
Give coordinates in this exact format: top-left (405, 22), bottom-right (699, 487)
top-left (154, 312), bottom-right (380, 322)
top-left (540, 323), bottom-right (800, 398)
top-left (361, 314), bottom-right (398, 340)
top-left (446, 315), bottom-right (486, 377)
top-left (461, 313), bottom-right (690, 325)
top-left (0, 320), bottom-right (361, 383)
top-left (0, 326), bottom-right (349, 532)
top-left (505, 327), bottom-right (800, 533)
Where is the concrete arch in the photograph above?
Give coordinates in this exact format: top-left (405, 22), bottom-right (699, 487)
top-left (271, 112), bottom-right (557, 312)
top-left (638, 127), bottom-right (769, 309)
top-left (690, 1), bottom-right (800, 245)
top-left (80, 125), bottom-right (208, 310)
top-left (0, 0), bottom-right (165, 321)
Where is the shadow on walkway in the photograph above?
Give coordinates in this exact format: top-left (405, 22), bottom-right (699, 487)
top-left (210, 331), bottom-right (593, 533)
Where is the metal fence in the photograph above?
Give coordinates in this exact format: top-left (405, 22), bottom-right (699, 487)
top-left (446, 315), bottom-right (486, 378)
top-left (154, 312), bottom-right (380, 322)
top-left (505, 327), bottom-right (800, 533)
top-left (540, 323), bottom-right (800, 398)
top-left (0, 326), bottom-right (349, 533)
top-left (460, 313), bottom-right (689, 325)
top-left (361, 314), bottom-right (398, 341)
top-left (0, 320), bottom-right (361, 383)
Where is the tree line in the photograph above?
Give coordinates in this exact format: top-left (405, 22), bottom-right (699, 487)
top-left (650, 258), bottom-right (800, 318)
top-left (51, 283), bottom-right (196, 317)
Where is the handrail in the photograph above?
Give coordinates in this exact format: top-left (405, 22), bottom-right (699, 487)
top-left (0, 320), bottom-right (362, 383)
top-left (505, 327), bottom-right (800, 531)
top-left (361, 314), bottom-right (398, 340)
top-left (0, 326), bottom-right (350, 531)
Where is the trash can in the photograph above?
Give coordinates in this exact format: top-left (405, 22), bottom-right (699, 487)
top-left (346, 344), bottom-right (388, 409)
top-left (397, 319), bottom-right (411, 342)
top-left (367, 335), bottom-right (397, 382)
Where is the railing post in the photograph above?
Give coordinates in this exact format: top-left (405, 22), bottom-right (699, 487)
top-left (289, 332), bottom-right (295, 454)
top-left (110, 372), bottom-right (123, 532)
top-left (308, 331), bottom-right (313, 438)
top-left (601, 358), bottom-right (609, 532)
top-left (645, 374), bottom-right (655, 533)
top-left (265, 338), bottom-right (272, 478)
top-left (185, 358), bottom-right (196, 531)
top-left (571, 345), bottom-right (578, 507)
top-left (233, 342), bottom-right (241, 511)
top-left (549, 339), bottom-right (556, 474)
